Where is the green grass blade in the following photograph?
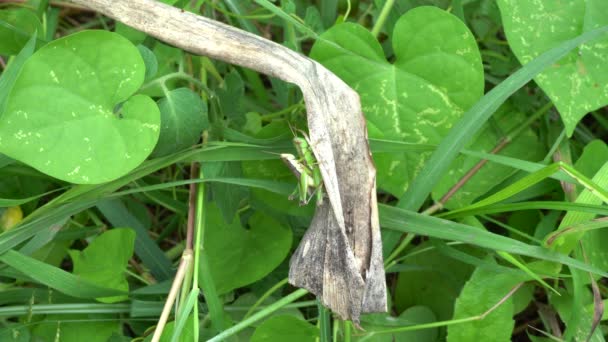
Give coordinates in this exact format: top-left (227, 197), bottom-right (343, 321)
top-left (379, 204), bottom-right (608, 277)
top-left (97, 199), bottom-right (174, 281)
top-left (170, 289), bottom-right (199, 342)
top-left (440, 201), bottom-right (608, 219)
top-left (112, 177), bottom-right (293, 198)
top-left (0, 34), bottom-right (36, 114)
top-left (496, 251), bottom-right (558, 295)
top-left (0, 250), bottom-right (125, 298)
top-left (0, 188), bottom-right (66, 208)
top-left (254, 0), bottom-right (317, 37)
top-left (397, 25), bottom-right (608, 211)
top-left (207, 288), bottom-right (309, 342)
top-left (0, 303), bottom-right (131, 317)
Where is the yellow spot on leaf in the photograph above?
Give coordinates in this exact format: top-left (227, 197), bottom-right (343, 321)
top-left (1, 206), bottom-right (23, 232)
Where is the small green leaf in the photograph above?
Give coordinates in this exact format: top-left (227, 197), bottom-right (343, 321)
top-left (574, 140), bottom-right (608, 179)
top-left (97, 199), bottom-right (173, 281)
top-left (0, 8), bottom-right (42, 55)
top-left (138, 42), bottom-right (184, 97)
top-left (311, 6), bottom-right (483, 195)
top-left (497, 0), bottom-right (608, 135)
top-left (32, 315), bottom-right (120, 342)
top-left (358, 306), bottom-right (438, 341)
top-left (137, 44), bottom-right (158, 82)
top-left (68, 228), bottom-right (136, 303)
top-left (217, 69), bottom-right (246, 128)
top-left (152, 87), bottom-right (208, 157)
top-left (0, 30), bottom-right (160, 184)
top-left (549, 283), bottom-right (603, 342)
top-left (447, 262), bottom-right (530, 342)
top-left (204, 203), bottom-right (292, 294)
top-left (251, 315), bottom-right (318, 342)
top-left (394, 240), bottom-right (476, 321)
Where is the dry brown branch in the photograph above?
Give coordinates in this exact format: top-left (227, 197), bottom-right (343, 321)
top-left (68, 0), bottom-right (387, 323)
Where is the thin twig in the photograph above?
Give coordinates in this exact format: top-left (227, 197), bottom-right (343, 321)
top-left (150, 250), bottom-right (192, 342)
top-left (151, 163), bottom-right (199, 341)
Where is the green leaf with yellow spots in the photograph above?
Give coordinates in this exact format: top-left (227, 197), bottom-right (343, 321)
top-left (0, 30), bottom-right (160, 184)
top-left (310, 6), bottom-right (483, 195)
top-left (497, 0), bottom-right (608, 136)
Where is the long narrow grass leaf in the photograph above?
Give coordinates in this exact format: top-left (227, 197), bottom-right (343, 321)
top-left (0, 250), bottom-right (125, 298)
top-left (0, 34), bottom-right (36, 114)
top-left (440, 201), bottom-right (608, 219)
top-left (378, 204), bottom-right (608, 277)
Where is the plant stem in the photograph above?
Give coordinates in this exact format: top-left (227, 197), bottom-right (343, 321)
top-left (344, 320), bottom-right (352, 342)
top-left (371, 0), bottom-right (396, 37)
top-left (150, 250), bottom-right (192, 342)
top-left (186, 163), bottom-right (199, 339)
top-left (193, 166), bottom-right (225, 336)
top-left (318, 301), bottom-right (331, 342)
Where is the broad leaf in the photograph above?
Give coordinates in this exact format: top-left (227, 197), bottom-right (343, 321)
top-left (32, 315), bottom-right (120, 342)
top-left (68, 228), bottom-right (135, 303)
top-left (394, 240), bottom-right (476, 321)
top-left (0, 30), bottom-right (160, 184)
top-left (447, 262), bottom-right (530, 342)
top-left (358, 306), bottom-right (438, 341)
top-left (251, 315), bottom-right (318, 342)
top-left (497, 0), bottom-right (608, 136)
top-left (204, 161), bottom-right (249, 223)
top-left (311, 6), bottom-right (483, 195)
top-left (152, 87), bottom-right (208, 157)
top-left (550, 281), bottom-right (604, 342)
top-left (204, 203), bottom-right (292, 294)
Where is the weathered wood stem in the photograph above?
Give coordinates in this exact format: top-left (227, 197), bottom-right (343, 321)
top-left (69, 0), bottom-right (387, 323)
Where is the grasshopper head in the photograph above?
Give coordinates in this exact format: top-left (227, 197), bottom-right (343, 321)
top-left (293, 137), bottom-right (309, 156)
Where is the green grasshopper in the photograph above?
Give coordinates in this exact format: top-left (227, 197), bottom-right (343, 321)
top-left (280, 131), bottom-right (324, 206)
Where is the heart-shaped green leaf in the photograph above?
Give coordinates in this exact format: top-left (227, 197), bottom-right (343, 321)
top-left (0, 30), bottom-right (160, 184)
top-left (203, 203), bottom-right (292, 294)
top-left (68, 228), bottom-right (135, 303)
top-left (310, 6), bottom-right (483, 195)
top-left (497, 0), bottom-right (608, 136)
top-left (152, 87), bottom-right (208, 157)
top-left (447, 263), bottom-right (530, 342)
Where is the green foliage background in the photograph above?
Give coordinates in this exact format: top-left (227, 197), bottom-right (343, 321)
top-left (0, 0), bottom-right (607, 341)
